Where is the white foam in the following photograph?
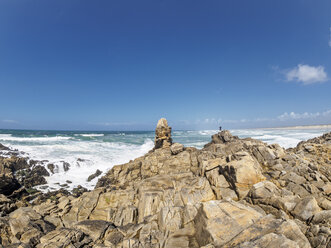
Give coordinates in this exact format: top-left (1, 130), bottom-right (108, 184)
top-left (198, 130), bottom-right (218, 136)
top-left (231, 128), bottom-right (329, 149)
top-left (10, 138), bottom-right (154, 192)
top-left (0, 134), bottom-right (12, 138)
top-left (0, 136), bottom-right (71, 142)
top-left (77, 134), bottom-right (105, 137)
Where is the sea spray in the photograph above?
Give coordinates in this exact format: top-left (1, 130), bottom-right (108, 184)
top-left (0, 127), bottom-right (330, 192)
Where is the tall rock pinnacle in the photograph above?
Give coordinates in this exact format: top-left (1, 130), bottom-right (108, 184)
top-left (154, 118), bottom-right (172, 149)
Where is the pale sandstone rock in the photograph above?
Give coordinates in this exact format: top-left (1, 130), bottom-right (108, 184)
top-left (239, 233), bottom-right (300, 248)
top-left (248, 181), bottom-right (302, 214)
top-left (74, 220), bottom-right (113, 241)
top-left (310, 210), bottom-right (331, 224)
top-left (194, 200), bottom-right (264, 247)
top-left (89, 189), bottom-right (136, 224)
top-left (9, 207), bottom-right (42, 237)
top-left (0, 128), bottom-right (330, 248)
top-left (292, 196), bottom-right (321, 221)
top-left (203, 152), bottom-right (266, 200)
top-left (62, 188), bottom-right (104, 227)
top-left (170, 142), bottom-right (184, 155)
top-left (223, 214), bottom-right (310, 248)
top-left (136, 173), bottom-right (215, 223)
top-left (154, 118), bottom-right (172, 149)
top-left (36, 228), bottom-right (91, 248)
top-left (226, 151), bottom-right (266, 198)
top-left (7, 207), bottom-right (54, 246)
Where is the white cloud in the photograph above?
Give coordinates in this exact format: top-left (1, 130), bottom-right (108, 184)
top-left (286, 64), bottom-right (328, 85)
top-left (329, 27), bottom-right (331, 48)
top-left (277, 109), bottom-right (331, 121)
top-left (193, 109), bottom-right (331, 128)
top-left (2, 119), bottom-right (18, 123)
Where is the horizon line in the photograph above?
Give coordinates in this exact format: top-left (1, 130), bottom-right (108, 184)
top-left (0, 123), bottom-right (330, 132)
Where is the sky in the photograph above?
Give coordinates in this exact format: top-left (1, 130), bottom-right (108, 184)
top-left (0, 0), bottom-right (330, 130)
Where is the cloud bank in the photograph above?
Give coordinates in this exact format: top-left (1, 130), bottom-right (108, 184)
top-left (277, 109), bottom-right (331, 121)
top-left (286, 64), bottom-right (328, 85)
top-left (193, 109), bottom-right (331, 129)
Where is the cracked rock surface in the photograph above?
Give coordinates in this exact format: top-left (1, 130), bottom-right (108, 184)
top-left (0, 119), bottom-right (330, 247)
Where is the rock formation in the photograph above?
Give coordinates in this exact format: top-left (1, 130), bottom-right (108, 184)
top-left (0, 118), bottom-right (330, 247)
top-left (154, 118), bottom-right (172, 149)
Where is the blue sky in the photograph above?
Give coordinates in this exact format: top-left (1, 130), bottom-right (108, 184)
top-left (0, 0), bottom-right (330, 130)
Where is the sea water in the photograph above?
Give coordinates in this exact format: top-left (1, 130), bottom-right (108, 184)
top-left (0, 127), bottom-right (330, 192)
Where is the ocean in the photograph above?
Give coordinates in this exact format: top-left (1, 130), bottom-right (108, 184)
top-left (0, 127), bottom-right (330, 192)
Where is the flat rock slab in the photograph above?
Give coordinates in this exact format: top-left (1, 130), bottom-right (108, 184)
top-left (194, 200), bottom-right (264, 247)
top-left (223, 214), bottom-right (311, 248)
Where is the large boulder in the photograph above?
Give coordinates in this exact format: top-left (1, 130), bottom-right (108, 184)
top-left (292, 196), bottom-right (321, 221)
top-left (8, 207), bottom-right (55, 246)
top-left (194, 200), bottom-right (264, 247)
top-left (203, 151), bottom-right (266, 200)
top-left (206, 130), bottom-right (239, 146)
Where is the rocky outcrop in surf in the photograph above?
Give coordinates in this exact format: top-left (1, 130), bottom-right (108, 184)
top-left (0, 151), bottom-right (51, 196)
top-left (0, 119), bottom-right (330, 247)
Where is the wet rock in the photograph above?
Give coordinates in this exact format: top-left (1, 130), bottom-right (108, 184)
top-left (10, 157), bottom-right (30, 171)
top-left (72, 185), bottom-right (88, 197)
top-left (62, 162), bottom-right (70, 172)
top-left (0, 143), bottom-right (10, 150)
top-left (46, 163), bottom-right (55, 174)
top-left (22, 165), bottom-right (49, 188)
top-left (87, 169), bottom-right (102, 182)
top-left (0, 157), bottom-right (21, 195)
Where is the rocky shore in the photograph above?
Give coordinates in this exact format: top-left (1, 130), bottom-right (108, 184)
top-left (0, 118), bottom-right (330, 247)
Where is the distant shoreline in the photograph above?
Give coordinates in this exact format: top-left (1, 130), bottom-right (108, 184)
top-left (254, 124), bottom-right (331, 130)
